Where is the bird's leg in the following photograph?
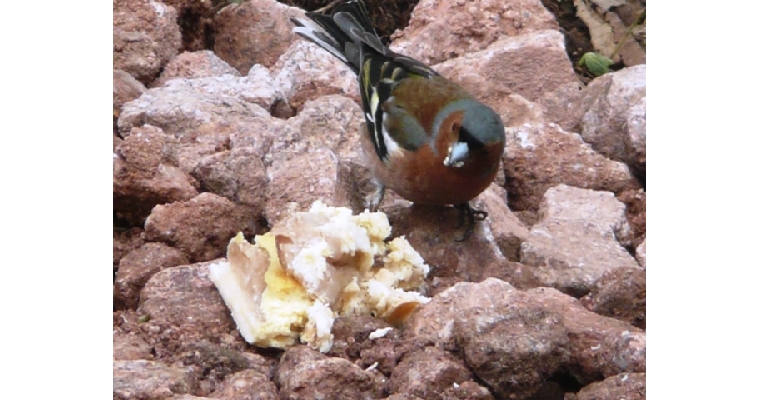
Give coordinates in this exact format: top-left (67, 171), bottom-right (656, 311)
top-left (454, 203), bottom-right (488, 241)
top-left (367, 180), bottom-right (385, 212)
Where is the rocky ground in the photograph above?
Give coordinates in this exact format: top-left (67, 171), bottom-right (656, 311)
top-left (113, 0), bottom-right (646, 399)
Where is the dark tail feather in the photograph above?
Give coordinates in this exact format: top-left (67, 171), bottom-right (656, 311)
top-left (291, 0), bottom-right (385, 72)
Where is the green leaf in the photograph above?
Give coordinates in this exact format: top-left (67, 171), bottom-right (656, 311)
top-left (578, 52), bottom-right (614, 77)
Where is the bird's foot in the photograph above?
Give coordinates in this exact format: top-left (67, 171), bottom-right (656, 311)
top-left (454, 203), bottom-right (488, 241)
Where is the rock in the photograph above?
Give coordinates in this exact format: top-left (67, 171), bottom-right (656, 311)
top-left (579, 65), bottom-right (647, 175)
top-left (456, 290), bottom-right (570, 399)
top-left (625, 96), bottom-right (646, 174)
top-left (118, 74), bottom-right (276, 139)
top-left (433, 30), bottom-right (583, 131)
top-left (389, 347), bottom-right (473, 400)
top-left (581, 267), bottom-right (646, 329)
top-left (271, 41), bottom-right (360, 113)
top-left (117, 73), bottom-right (278, 178)
top-left (276, 346), bottom-right (385, 400)
top-left (357, 333), bottom-right (409, 378)
top-left (406, 279), bottom-right (640, 397)
top-left (114, 227), bottom-right (145, 271)
top-left (478, 184), bottom-right (530, 262)
top-left (287, 95), bottom-right (366, 161)
top-left (616, 188), bottom-right (646, 247)
top-left (440, 381), bottom-right (495, 400)
top-left (113, 359), bottom-right (198, 400)
top-left (390, 0), bottom-right (558, 66)
top-left (386, 395), bottom-right (424, 400)
top-left (475, 261), bottom-right (544, 292)
top-left (327, 316), bottom-right (394, 363)
top-left (520, 184), bottom-right (640, 297)
top-left (213, 0), bottom-right (306, 73)
top-left (137, 262), bottom-right (238, 358)
top-left (113, 331), bottom-right (153, 361)
top-left (144, 193), bottom-right (258, 262)
top-left (503, 122), bottom-right (637, 212)
top-left (210, 369), bottom-right (278, 400)
top-left (191, 147), bottom-right (269, 211)
top-left (405, 278), bottom-right (519, 349)
top-left (386, 185), bottom-right (527, 282)
top-left (528, 287), bottom-right (645, 383)
top-left (153, 50), bottom-right (241, 87)
top-left (635, 239), bottom-right (646, 269)
top-left (264, 148), bottom-right (349, 226)
top-left (274, 345), bottom-right (327, 385)
top-left (113, 125), bottom-right (199, 224)
top-left (115, 242), bottom-right (190, 309)
top-left (114, 309), bottom-right (143, 332)
top-left (113, 0), bottom-right (182, 84)
top-left (574, 372), bottom-right (646, 400)
top-left (167, 341), bottom-right (275, 396)
top-left (114, 69), bottom-right (147, 121)
top-left (386, 203), bottom-right (506, 281)
top-left (228, 115), bottom-right (294, 166)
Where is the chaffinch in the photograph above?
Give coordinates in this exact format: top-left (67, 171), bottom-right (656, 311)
top-left (292, 0), bottom-right (505, 240)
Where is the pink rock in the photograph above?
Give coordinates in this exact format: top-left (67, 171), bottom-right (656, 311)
top-left (575, 372), bottom-right (645, 400)
top-left (271, 41), bottom-right (360, 112)
top-left (276, 345), bottom-right (385, 400)
top-left (581, 266), bottom-right (646, 329)
top-left (434, 30), bottom-right (583, 131)
top-left (389, 347), bottom-right (473, 400)
top-left (503, 122), bottom-right (637, 212)
top-left (113, 331), bottom-right (153, 361)
top-left (114, 69), bottom-right (146, 120)
top-left (521, 184), bottom-right (640, 296)
top-left (390, 0), bottom-right (558, 66)
top-left (114, 125), bottom-right (199, 224)
top-left (440, 381), bottom-right (495, 400)
top-left (528, 287), bottom-right (645, 383)
top-left (113, 0), bottom-right (181, 84)
top-left (617, 188), bottom-right (646, 247)
top-left (113, 359), bottom-right (198, 399)
top-left (137, 261), bottom-right (238, 356)
top-left (210, 369), bottom-right (278, 400)
top-left (118, 75), bottom-right (275, 139)
top-left (144, 193), bottom-right (259, 262)
top-left (287, 95), bottom-right (366, 161)
top-left (152, 50), bottom-right (241, 88)
top-left (117, 74), bottom-right (276, 179)
top-left (635, 239), bottom-right (646, 269)
top-left (264, 147), bottom-right (350, 226)
top-left (213, 0), bottom-right (306, 73)
top-left (191, 147), bottom-right (269, 212)
top-left (115, 242), bottom-right (190, 309)
top-left (113, 227), bottom-right (145, 270)
top-left (579, 65), bottom-right (646, 174)
top-left (626, 96), bottom-right (646, 172)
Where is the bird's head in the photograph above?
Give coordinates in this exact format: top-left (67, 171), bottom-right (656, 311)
top-left (438, 99), bottom-right (505, 170)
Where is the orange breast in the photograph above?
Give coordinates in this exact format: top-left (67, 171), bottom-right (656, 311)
top-left (360, 128), bottom-right (502, 206)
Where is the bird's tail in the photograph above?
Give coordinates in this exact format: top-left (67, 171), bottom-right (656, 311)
top-left (291, 0), bottom-right (387, 73)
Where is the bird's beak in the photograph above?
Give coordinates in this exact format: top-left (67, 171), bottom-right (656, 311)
top-left (443, 142), bottom-right (469, 168)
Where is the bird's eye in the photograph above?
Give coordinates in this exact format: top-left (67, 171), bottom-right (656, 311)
top-left (451, 122), bottom-right (460, 133)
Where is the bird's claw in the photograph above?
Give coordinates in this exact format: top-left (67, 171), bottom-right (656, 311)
top-left (454, 203), bottom-right (488, 241)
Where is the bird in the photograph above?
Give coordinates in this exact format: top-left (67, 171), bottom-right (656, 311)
top-left (291, 0), bottom-right (505, 241)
